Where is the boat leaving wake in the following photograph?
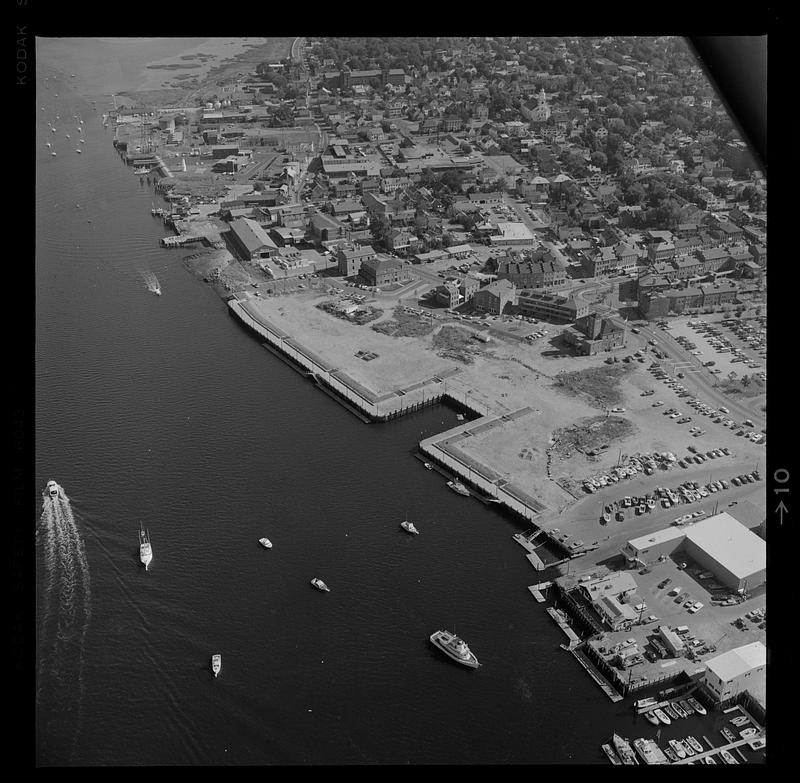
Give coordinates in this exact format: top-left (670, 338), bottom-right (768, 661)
top-left (37, 484), bottom-right (91, 761)
top-left (140, 269), bottom-right (161, 296)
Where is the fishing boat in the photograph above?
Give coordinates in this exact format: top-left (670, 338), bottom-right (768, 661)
top-left (447, 480), bottom-right (470, 496)
top-left (601, 743), bottom-right (622, 765)
top-left (664, 703), bottom-right (682, 721)
top-left (400, 519), bottom-right (419, 535)
top-left (643, 710), bottom-right (660, 726)
top-left (634, 737), bottom-right (667, 765)
top-left (654, 708), bottom-right (671, 725)
top-left (139, 523), bottom-right (153, 570)
top-left (668, 740), bottom-right (686, 759)
top-left (687, 697), bottom-right (706, 715)
top-left (258, 537), bottom-right (272, 549)
top-left (634, 697), bottom-right (659, 711)
top-left (429, 630), bottom-right (480, 669)
top-left (720, 727), bottom-right (736, 742)
top-left (740, 728), bottom-right (758, 739)
top-left (686, 736), bottom-right (704, 754)
top-left (679, 699), bottom-right (695, 715)
top-left (719, 750), bottom-right (738, 764)
top-left (730, 715), bottom-right (750, 727)
top-left (45, 480), bottom-right (62, 499)
top-left (612, 734), bottom-right (638, 765)
top-left (310, 578), bottom-right (330, 592)
top-left (211, 654), bottom-right (221, 677)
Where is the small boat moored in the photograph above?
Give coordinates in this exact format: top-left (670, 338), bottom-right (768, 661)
top-left (653, 708), bottom-right (671, 725)
top-left (679, 699), bottom-right (695, 715)
top-left (601, 743), bottom-right (622, 765)
top-left (211, 654), bottom-right (221, 677)
top-left (611, 734), bottom-right (638, 765)
top-left (446, 480), bottom-right (470, 496)
top-left (686, 736), bottom-right (704, 754)
top-left (687, 697), bottom-right (707, 715)
top-left (668, 739), bottom-right (686, 760)
top-left (720, 727), bottom-right (736, 742)
top-left (719, 749), bottom-right (738, 764)
top-left (311, 578), bottom-right (330, 592)
top-left (671, 702), bottom-right (688, 719)
top-left (634, 697), bottom-right (658, 711)
top-left (642, 710), bottom-right (660, 726)
top-left (663, 747), bottom-right (679, 763)
top-left (739, 728), bottom-right (758, 739)
top-left (664, 703), bottom-right (682, 721)
top-left (258, 537), bottom-right (273, 549)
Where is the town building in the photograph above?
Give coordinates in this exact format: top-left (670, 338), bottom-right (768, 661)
top-left (228, 218), bottom-right (278, 260)
top-left (702, 642), bottom-right (767, 703)
top-left (472, 279), bottom-right (516, 314)
top-left (516, 291), bottom-right (589, 323)
top-left (359, 255), bottom-right (414, 287)
top-left (496, 256), bottom-right (566, 289)
top-left (337, 245), bottom-right (377, 277)
top-left (564, 312), bottom-right (627, 354)
top-left (621, 512), bottom-right (766, 592)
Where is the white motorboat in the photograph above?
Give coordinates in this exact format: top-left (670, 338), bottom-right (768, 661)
top-left (447, 480), bottom-right (470, 496)
top-left (429, 629), bottom-right (479, 669)
top-left (139, 523), bottom-right (153, 570)
top-left (211, 654), bottom-right (222, 677)
top-left (400, 518), bottom-right (419, 535)
top-left (45, 480), bottom-right (62, 498)
top-left (258, 537), bottom-right (273, 549)
top-left (687, 697), bottom-right (707, 715)
top-left (311, 578), bottom-right (330, 592)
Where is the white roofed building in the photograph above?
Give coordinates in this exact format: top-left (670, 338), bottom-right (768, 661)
top-left (702, 642), bottom-right (766, 703)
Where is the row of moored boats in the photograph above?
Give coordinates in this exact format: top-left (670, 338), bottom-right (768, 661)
top-left (604, 732), bottom-right (741, 766)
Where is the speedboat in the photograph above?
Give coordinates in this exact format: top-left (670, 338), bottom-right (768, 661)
top-left (720, 727), bottom-right (736, 742)
top-left (211, 654), bottom-right (221, 677)
top-left (45, 480), bottom-right (61, 498)
top-left (258, 537), bottom-right (272, 549)
top-left (687, 697), bottom-right (706, 715)
top-left (679, 699), bottom-right (695, 715)
top-left (730, 715), bottom-right (750, 727)
top-left (310, 578), bottom-right (330, 592)
top-left (668, 740), bottom-right (686, 760)
top-left (678, 739), bottom-right (695, 757)
top-left (400, 519), bottom-right (419, 535)
top-left (423, 462), bottom-right (433, 470)
top-left (653, 708), bottom-right (671, 725)
top-left (686, 736), bottom-right (704, 754)
top-left (447, 480), bottom-right (470, 496)
top-left (642, 710), bottom-right (660, 726)
top-left (429, 629), bottom-right (479, 668)
top-left (703, 756), bottom-right (717, 764)
top-left (719, 750), bottom-right (738, 764)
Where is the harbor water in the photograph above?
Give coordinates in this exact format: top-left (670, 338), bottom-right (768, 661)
top-left (35, 72), bottom-right (762, 766)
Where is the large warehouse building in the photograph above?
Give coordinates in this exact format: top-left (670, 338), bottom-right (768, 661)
top-left (621, 512), bottom-right (766, 592)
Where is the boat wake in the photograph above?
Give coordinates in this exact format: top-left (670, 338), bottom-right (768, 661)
top-left (37, 485), bottom-right (91, 761)
top-left (140, 269), bottom-right (162, 296)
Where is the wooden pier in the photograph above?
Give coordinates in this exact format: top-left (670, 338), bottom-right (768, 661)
top-left (546, 607), bottom-right (582, 648)
top-left (568, 646), bottom-right (624, 702)
top-left (671, 735), bottom-right (762, 764)
top-left (527, 581), bottom-right (552, 603)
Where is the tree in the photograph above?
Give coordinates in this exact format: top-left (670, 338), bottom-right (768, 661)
top-left (591, 151), bottom-right (608, 170)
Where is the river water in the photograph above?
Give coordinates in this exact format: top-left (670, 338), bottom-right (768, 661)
top-left (34, 65), bottom-right (762, 767)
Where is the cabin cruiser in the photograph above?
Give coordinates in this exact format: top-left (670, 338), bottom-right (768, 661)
top-left (258, 537), bottom-right (272, 549)
top-left (400, 519), bottom-right (419, 535)
top-left (211, 654), bottom-right (221, 677)
top-left (447, 480), bottom-right (470, 496)
top-left (310, 578), bottom-right (330, 592)
top-left (429, 630), bottom-right (479, 668)
top-left (139, 523), bottom-right (153, 570)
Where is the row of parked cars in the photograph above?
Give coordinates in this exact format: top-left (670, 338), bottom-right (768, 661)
top-left (690, 319), bottom-right (765, 373)
top-left (583, 451), bottom-right (681, 495)
top-left (658, 581), bottom-right (705, 615)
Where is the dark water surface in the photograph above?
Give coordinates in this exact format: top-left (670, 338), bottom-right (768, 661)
top-left (34, 73), bottom-right (761, 767)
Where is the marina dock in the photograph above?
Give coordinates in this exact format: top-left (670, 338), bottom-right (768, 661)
top-left (546, 607), bottom-right (582, 649)
top-left (671, 736), bottom-right (761, 764)
top-left (527, 581), bottom-right (552, 602)
top-left (569, 647), bottom-right (624, 702)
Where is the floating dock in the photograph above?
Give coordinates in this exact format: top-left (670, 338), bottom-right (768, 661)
top-left (671, 736), bottom-right (762, 764)
top-left (527, 581), bottom-right (552, 602)
top-left (546, 607), bottom-right (582, 648)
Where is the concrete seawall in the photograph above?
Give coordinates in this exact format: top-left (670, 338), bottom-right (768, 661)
top-left (228, 297), bottom-right (548, 524)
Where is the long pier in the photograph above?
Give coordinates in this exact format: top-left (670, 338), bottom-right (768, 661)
top-left (671, 736), bottom-right (762, 764)
top-left (569, 646), bottom-right (624, 702)
top-left (546, 607), bottom-right (582, 649)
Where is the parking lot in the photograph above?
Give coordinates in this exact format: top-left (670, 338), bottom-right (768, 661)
top-left (666, 317), bottom-right (767, 385)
